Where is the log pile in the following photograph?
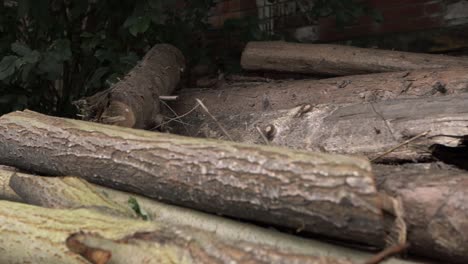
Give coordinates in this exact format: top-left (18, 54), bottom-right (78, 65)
top-left (1, 41), bottom-right (467, 264)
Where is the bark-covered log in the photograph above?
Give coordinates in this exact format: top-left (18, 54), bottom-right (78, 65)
top-left (241, 41), bottom-right (468, 76)
top-left (0, 200), bottom-right (358, 264)
top-left (0, 170), bottom-right (417, 264)
top-left (0, 165), bottom-right (22, 202)
top-left (172, 93), bottom-right (468, 163)
top-left (0, 110), bottom-right (386, 246)
top-left (374, 163), bottom-right (468, 264)
top-left (172, 67), bottom-right (468, 115)
top-left (73, 44), bottom-right (185, 129)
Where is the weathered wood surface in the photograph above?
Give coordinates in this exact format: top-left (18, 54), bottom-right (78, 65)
top-left (0, 165), bottom-right (22, 202)
top-left (374, 163), bottom-right (468, 264)
top-left (1, 170), bottom-right (417, 264)
top-left (172, 93), bottom-right (468, 162)
top-left (74, 44), bottom-right (185, 129)
top-left (0, 110), bottom-right (385, 246)
top-left (0, 200), bottom-right (359, 264)
top-left (241, 41), bottom-right (468, 76)
top-left (172, 67), bottom-right (468, 115)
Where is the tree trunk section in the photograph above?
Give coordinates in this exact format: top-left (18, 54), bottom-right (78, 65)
top-left (171, 93), bottom-right (468, 163)
top-left (0, 110), bottom-right (385, 246)
top-left (374, 163), bottom-right (468, 264)
top-left (74, 44), bottom-right (185, 129)
top-left (172, 67), bottom-right (468, 115)
top-left (241, 41), bottom-right (468, 76)
top-left (1, 170), bottom-right (416, 264)
top-left (0, 200), bottom-right (358, 264)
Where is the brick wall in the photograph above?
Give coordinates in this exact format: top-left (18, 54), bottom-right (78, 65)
top-left (209, 0), bottom-right (468, 42)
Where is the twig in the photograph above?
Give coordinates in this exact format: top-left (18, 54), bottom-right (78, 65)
top-left (159, 95), bottom-right (179, 101)
top-left (195, 98), bottom-right (233, 141)
top-left (151, 103), bottom-right (199, 130)
top-left (364, 243), bottom-right (409, 264)
top-left (370, 130), bottom-right (431, 162)
top-left (370, 103), bottom-right (397, 141)
top-left (159, 99), bottom-right (191, 133)
top-left (255, 126), bottom-right (270, 145)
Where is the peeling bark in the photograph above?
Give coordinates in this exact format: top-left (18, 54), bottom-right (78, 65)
top-left (241, 41), bottom-right (468, 76)
top-left (171, 93), bottom-right (468, 163)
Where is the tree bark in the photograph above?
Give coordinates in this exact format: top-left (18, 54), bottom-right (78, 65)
top-left (0, 170), bottom-right (417, 264)
top-left (0, 200), bottom-right (358, 264)
top-left (171, 67), bottom-right (468, 115)
top-left (241, 41), bottom-right (468, 76)
top-left (171, 93), bottom-right (468, 163)
top-left (0, 165), bottom-right (22, 202)
top-left (0, 110), bottom-right (385, 246)
top-left (374, 163), bottom-right (468, 264)
top-left (73, 44), bottom-right (185, 129)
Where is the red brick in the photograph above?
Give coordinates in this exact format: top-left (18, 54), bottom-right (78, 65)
top-left (380, 4), bottom-right (426, 20)
top-left (227, 0), bottom-right (241, 11)
top-left (424, 2), bottom-right (444, 16)
top-left (379, 16), bottom-right (443, 33)
top-left (240, 0), bottom-right (257, 10)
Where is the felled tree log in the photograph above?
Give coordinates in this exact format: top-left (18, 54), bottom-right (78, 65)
top-left (73, 44), bottom-right (185, 129)
top-left (0, 170), bottom-right (416, 264)
top-left (0, 200), bottom-right (358, 264)
top-left (172, 93), bottom-right (468, 163)
top-left (0, 165), bottom-right (22, 202)
top-left (172, 67), bottom-right (468, 115)
top-left (0, 110), bottom-right (386, 247)
top-left (241, 41), bottom-right (468, 76)
top-left (374, 163), bottom-right (468, 264)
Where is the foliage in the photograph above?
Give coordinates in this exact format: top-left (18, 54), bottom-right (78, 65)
top-left (0, 0), bottom-right (376, 116)
top-left (0, 0), bottom-right (215, 116)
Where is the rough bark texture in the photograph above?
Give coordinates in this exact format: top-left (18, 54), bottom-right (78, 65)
top-left (0, 200), bottom-right (358, 264)
top-left (374, 163), bottom-right (468, 264)
top-left (66, 232), bottom-right (357, 264)
top-left (0, 110), bottom-right (385, 246)
top-left (2, 171), bottom-right (417, 263)
top-left (8, 173), bottom-right (135, 217)
top-left (241, 41), bottom-right (468, 76)
top-left (172, 93), bottom-right (468, 162)
top-left (172, 67), bottom-right (468, 115)
top-left (0, 165), bottom-right (23, 202)
top-left (74, 44), bottom-right (185, 129)
top-left (0, 200), bottom-right (158, 264)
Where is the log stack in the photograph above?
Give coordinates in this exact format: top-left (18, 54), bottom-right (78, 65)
top-left (1, 41), bottom-right (467, 264)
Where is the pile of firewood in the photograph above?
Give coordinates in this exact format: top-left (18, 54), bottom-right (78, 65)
top-left (0, 41), bottom-right (467, 264)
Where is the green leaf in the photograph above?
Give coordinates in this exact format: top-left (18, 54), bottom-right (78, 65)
top-left (125, 16), bottom-right (151, 36)
top-left (0, 55), bottom-right (18, 80)
top-left (49, 39), bottom-right (72, 61)
top-left (11, 42), bottom-right (32, 56)
top-left (128, 197), bottom-right (150, 220)
top-left (23, 50), bottom-right (41, 64)
top-left (38, 53), bottom-right (62, 80)
top-left (94, 49), bottom-right (116, 62)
